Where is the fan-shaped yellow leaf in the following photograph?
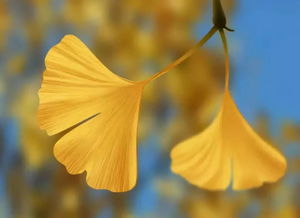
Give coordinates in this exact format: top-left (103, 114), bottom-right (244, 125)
top-left (38, 35), bottom-right (146, 192)
top-left (171, 90), bottom-right (286, 190)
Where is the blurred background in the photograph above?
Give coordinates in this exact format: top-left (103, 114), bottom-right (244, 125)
top-left (1, 0), bottom-right (300, 217)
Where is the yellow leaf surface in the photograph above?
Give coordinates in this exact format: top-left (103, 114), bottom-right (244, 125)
top-left (171, 90), bottom-right (286, 190)
top-left (38, 35), bottom-right (146, 192)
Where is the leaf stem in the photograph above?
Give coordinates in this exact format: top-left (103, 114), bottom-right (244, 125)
top-left (219, 29), bottom-right (230, 90)
top-left (144, 26), bottom-right (218, 83)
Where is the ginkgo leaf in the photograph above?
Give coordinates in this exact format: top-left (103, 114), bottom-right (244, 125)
top-left (171, 90), bottom-right (287, 190)
top-left (38, 35), bottom-right (146, 192)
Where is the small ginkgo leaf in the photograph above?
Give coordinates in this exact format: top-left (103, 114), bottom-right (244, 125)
top-left (171, 90), bottom-right (286, 190)
top-left (38, 35), bottom-right (146, 192)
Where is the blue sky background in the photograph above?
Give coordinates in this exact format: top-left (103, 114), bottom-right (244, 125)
top-left (197, 0), bottom-right (300, 130)
top-left (231, 0), bottom-right (300, 126)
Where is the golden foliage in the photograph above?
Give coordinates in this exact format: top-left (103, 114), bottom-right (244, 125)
top-left (171, 90), bottom-right (286, 190)
top-left (38, 35), bottom-right (147, 192)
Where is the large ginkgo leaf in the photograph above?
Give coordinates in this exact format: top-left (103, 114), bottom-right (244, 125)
top-left (171, 90), bottom-right (286, 190)
top-left (38, 35), bottom-right (146, 192)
